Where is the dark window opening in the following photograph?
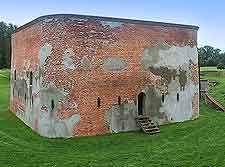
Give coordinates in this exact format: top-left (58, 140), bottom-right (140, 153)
top-left (29, 71), bottom-right (33, 85)
top-left (162, 94), bottom-right (165, 103)
top-left (118, 96), bottom-right (121, 105)
top-left (24, 93), bottom-right (27, 102)
top-left (138, 92), bottom-right (145, 115)
top-left (177, 93), bottom-right (179, 102)
top-left (51, 99), bottom-right (55, 110)
top-left (97, 97), bottom-right (101, 108)
top-left (31, 96), bottom-right (33, 106)
top-left (14, 70), bottom-right (16, 80)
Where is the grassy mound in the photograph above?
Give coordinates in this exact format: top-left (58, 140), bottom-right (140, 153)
top-left (0, 69), bottom-right (224, 166)
top-left (200, 66), bottom-right (222, 72)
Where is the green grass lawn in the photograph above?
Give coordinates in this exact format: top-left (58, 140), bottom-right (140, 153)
top-left (201, 72), bottom-right (225, 107)
top-left (1, 69), bottom-right (225, 166)
top-left (200, 66), bottom-right (220, 72)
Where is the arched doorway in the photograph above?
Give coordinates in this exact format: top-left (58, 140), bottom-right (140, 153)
top-left (138, 92), bottom-right (145, 116)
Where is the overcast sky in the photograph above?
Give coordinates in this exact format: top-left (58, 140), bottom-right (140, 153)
top-left (1, 0), bottom-right (224, 50)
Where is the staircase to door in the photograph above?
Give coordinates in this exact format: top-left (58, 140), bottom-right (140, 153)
top-left (136, 116), bottom-right (160, 134)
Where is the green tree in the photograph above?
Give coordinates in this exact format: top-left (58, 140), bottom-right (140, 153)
top-left (217, 63), bottom-right (225, 70)
top-left (0, 21), bottom-right (17, 69)
top-left (198, 45), bottom-right (224, 67)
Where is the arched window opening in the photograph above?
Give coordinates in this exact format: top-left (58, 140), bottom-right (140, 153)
top-left (162, 93), bottom-right (165, 103)
top-left (29, 71), bottom-right (33, 85)
top-left (118, 96), bottom-right (121, 105)
top-left (31, 96), bottom-right (33, 106)
top-left (24, 93), bottom-right (27, 102)
top-left (138, 92), bottom-right (145, 116)
top-left (177, 93), bottom-right (179, 102)
top-left (51, 99), bottom-right (55, 110)
top-left (97, 97), bottom-right (101, 108)
top-left (14, 70), bottom-right (16, 80)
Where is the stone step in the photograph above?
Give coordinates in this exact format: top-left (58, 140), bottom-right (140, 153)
top-left (144, 127), bottom-right (160, 132)
top-left (136, 115), bottom-right (160, 135)
top-left (138, 119), bottom-right (152, 122)
top-left (138, 120), bottom-right (155, 125)
top-left (142, 124), bottom-right (157, 129)
top-left (140, 122), bottom-right (149, 125)
top-left (145, 130), bottom-right (160, 135)
top-left (136, 116), bottom-right (149, 119)
top-left (138, 118), bottom-right (150, 120)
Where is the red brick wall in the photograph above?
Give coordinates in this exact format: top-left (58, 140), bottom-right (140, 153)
top-left (11, 15), bottom-right (198, 137)
top-left (11, 22), bottom-right (42, 112)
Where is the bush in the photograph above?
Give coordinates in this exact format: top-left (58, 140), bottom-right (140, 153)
top-left (217, 63), bottom-right (225, 70)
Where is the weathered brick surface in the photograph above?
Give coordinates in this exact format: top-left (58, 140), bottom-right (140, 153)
top-left (11, 22), bottom-right (42, 112)
top-left (11, 15), bottom-right (199, 137)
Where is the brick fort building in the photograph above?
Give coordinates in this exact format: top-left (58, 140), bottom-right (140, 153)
top-left (10, 14), bottom-right (199, 138)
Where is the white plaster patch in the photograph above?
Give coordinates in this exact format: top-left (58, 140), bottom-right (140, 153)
top-left (158, 46), bottom-right (198, 69)
top-left (106, 101), bottom-right (139, 133)
top-left (44, 18), bottom-right (54, 23)
top-left (38, 112), bottom-right (80, 138)
top-left (60, 99), bottom-right (78, 109)
top-left (39, 43), bottom-right (53, 66)
top-left (70, 18), bottom-right (88, 22)
top-left (104, 57), bottom-right (125, 71)
top-left (23, 60), bottom-right (31, 71)
top-left (54, 122), bottom-right (68, 137)
top-left (64, 114), bottom-right (80, 135)
top-left (80, 56), bottom-right (92, 70)
top-left (35, 83), bottom-right (80, 138)
top-left (62, 48), bottom-right (77, 70)
top-left (140, 44), bottom-right (199, 124)
top-left (160, 82), bottom-right (199, 123)
top-left (100, 21), bottom-right (123, 28)
top-left (141, 45), bottom-right (198, 70)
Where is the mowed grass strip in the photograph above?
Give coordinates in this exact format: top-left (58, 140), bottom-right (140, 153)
top-left (200, 69), bottom-right (225, 107)
top-left (200, 66), bottom-right (220, 72)
top-left (0, 69), bottom-right (225, 167)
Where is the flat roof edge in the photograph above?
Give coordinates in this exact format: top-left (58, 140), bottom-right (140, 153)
top-left (14, 14), bottom-right (199, 33)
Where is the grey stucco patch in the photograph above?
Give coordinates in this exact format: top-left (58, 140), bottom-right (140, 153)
top-left (63, 56), bottom-right (75, 70)
top-left (132, 86), bottom-right (170, 125)
top-left (179, 69), bottom-right (187, 91)
top-left (47, 114), bottom-right (80, 138)
top-left (149, 66), bottom-right (177, 85)
top-left (43, 18), bottom-right (54, 23)
top-left (80, 56), bottom-right (92, 70)
top-left (143, 86), bottom-right (168, 123)
top-left (140, 40), bottom-right (170, 70)
top-left (61, 99), bottom-right (78, 109)
top-left (13, 78), bottom-right (29, 103)
top-left (39, 43), bottom-right (53, 66)
top-left (62, 48), bottom-right (78, 70)
top-left (105, 100), bottom-right (139, 133)
top-left (104, 57), bottom-right (125, 71)
top-left (140, 47), bottom-right (160, 69)
top-left (39, 82), bottom-right (68, 117)
top-left (40, 88), bottom-right (63, 116)
top-left (37, 84), bottom-right (80, 138)
top-left (64, 114), bottom-right (80, 134)
top-left (100, 21), bottom-right (123, 28)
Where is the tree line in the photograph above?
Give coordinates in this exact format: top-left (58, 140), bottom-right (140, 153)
top-left (198, 45), bottom-right (225, 67)
top-left (0, 21), bottom-right (17, 69)
top-left (0, 21), bottom-right (224, 69)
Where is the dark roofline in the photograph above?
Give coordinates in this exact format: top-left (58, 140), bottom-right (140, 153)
top-left (14, 14), bottom-right (199, 33)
